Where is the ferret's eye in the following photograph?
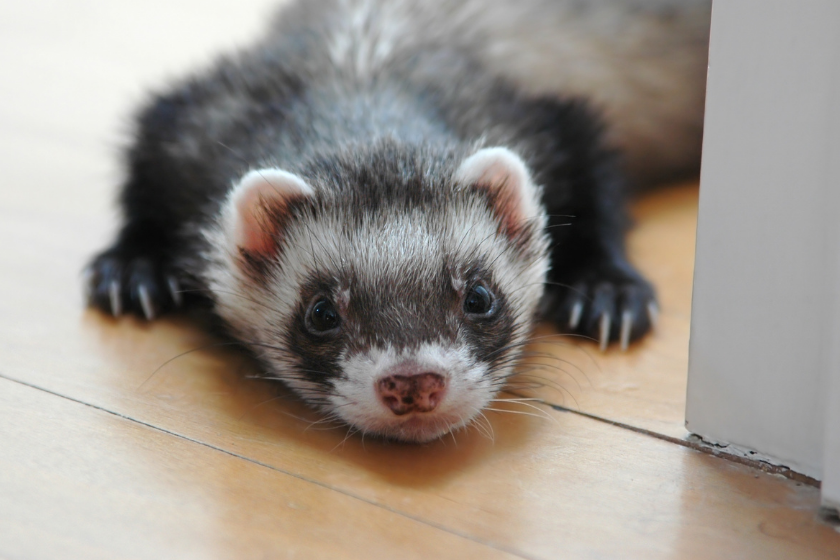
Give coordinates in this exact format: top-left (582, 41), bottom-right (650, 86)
top-left (308, 298), bottom-right (340, 333)
top-left (464, 284), bottom-right (494, 316)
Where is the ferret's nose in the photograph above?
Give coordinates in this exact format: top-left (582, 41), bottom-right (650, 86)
top-left (376, 372), bottom-right (446, 415)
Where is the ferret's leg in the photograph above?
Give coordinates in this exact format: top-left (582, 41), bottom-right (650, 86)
top-left (525, 99), bottom-right (658, 349)
top-left (540, 202), bottom-right (658, 351)
top-left (86, 95), bottom-right (198, 320)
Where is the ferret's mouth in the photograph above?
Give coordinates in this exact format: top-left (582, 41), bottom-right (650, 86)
top-left (370, 412), bottom-right (469, 443)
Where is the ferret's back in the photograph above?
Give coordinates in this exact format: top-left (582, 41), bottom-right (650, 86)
top-left (268, 0), bottom-right (711, 185)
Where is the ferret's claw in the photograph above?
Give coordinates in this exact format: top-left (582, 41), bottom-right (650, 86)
top-left (599, 312), bottom-right (611, 352)
top-left (620, 310), bottom-right (632, 351)
top-left (569, 300), bottom-right (584, 330)
top-left (138, 284), bottom-right (155, 320)
top-left (109, 280), bottom-right (122, 317)
top-left (167, 276), bottom-right (183, 307)
top-left (647, 301), bottom-right (660, 330)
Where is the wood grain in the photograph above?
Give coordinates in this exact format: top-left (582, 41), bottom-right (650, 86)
top-left (0, 378), bottom-right (516, 560)
top-left (3, 361), bottom-right (839, 559)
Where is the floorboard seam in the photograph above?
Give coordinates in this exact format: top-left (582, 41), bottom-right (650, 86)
top-left (0, 372), bottom-right (535, 560)
top-left (539, 399), bottom-right (820, 486)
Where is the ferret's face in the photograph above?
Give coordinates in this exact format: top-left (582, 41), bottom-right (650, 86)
top-left (207, 147), bottom-right (548, 442)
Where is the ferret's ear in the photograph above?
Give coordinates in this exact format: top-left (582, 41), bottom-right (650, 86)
top-left (224, 168), bottom-right (314, 258)
top-left (454, 147), bottom-right (542, 235)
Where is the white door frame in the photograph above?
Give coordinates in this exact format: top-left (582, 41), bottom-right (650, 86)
top-left (686, 0), bottom-right (840, 510)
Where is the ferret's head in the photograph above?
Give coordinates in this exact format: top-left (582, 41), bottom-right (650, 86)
top-left (207, 145), bottom-right (549, 442)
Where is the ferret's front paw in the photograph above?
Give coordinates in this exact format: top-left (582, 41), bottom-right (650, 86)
top-left (541, 265), bottom-right (657, 351)
top-left (84, 249), bottom-right (185, 320)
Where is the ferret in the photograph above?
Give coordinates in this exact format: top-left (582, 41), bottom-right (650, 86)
top-left (85, 0), bottom-right (710, 442)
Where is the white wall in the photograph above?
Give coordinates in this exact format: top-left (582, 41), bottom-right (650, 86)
top-left (821, 68), bottom-right (840, 506)
top-left (686, 0), bottom-right (840, 489)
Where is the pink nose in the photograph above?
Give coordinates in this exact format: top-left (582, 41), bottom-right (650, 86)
top-left (376, 373), bottom-right (446, 415)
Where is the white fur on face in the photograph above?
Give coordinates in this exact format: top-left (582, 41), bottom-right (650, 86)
top-left (332, 342), bottom-right (493, 442)
top-left (202, 165), bottom-right (549, 441)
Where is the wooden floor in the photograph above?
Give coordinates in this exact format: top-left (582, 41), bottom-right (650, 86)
top-left (2, 1), bottom-right (839, 558)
